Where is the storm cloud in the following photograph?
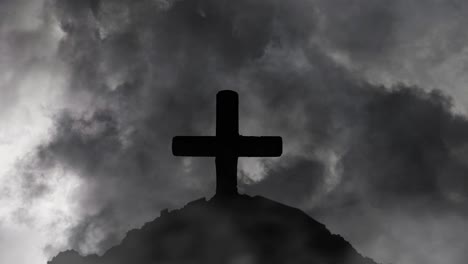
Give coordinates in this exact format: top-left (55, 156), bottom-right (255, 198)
top-left (2, 0), bottom-right (468, 264)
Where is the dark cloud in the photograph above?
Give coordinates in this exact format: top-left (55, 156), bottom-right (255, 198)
top-left (245, 84), bottom-right (468, 264)
top-left (13, 0), bottom-right (468, 263)
top-left (315, 0), bottom-right (398, 59)
top-left (348, 88), bottom-right (468, 204)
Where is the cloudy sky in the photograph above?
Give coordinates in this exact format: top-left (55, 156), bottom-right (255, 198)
top-left (1, 0), bottom-right (468, 263)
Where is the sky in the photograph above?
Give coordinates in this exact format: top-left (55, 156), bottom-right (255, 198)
top-left (1, 0), bottom-right (468, 263)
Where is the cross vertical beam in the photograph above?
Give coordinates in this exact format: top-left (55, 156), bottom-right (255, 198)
top-left (216, 91), bottom-right (239, 196)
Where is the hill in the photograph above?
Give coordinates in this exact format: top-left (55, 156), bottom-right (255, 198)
top-left (49, 194), bottom-right (378, 264)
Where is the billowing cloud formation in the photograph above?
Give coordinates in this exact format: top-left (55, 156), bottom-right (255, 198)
top-left (3, 0), bottom-right (468, 264)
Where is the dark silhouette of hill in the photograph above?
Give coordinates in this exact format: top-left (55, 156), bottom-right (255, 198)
top-left (49, 194), bottom-right (378, 264)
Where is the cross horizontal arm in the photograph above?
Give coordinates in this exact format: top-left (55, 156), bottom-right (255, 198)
top-left (237, 136), bottom-right (282, 157)
top-left (172, 136), bottom-right (217, 156)
top-left (172, 136), bottom-right (282, 157)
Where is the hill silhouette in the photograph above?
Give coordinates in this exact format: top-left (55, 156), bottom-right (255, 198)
top-left (49, 194), bottom-right (378, 264)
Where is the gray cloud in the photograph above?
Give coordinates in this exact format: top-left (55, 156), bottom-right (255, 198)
top-left (5, 0), bottom-right (468, 263)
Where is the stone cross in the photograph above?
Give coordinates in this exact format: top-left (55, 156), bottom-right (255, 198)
top-left (172, 90), bottom-right (282, 197)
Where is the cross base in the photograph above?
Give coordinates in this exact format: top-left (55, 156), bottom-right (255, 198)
top-left (215, 156), bottom-right (238, 197)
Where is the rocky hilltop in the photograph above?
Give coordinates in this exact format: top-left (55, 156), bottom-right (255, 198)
top-left (49, 194), bottom-right (378, 264)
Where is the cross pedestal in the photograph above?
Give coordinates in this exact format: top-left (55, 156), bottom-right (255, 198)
top-left (172, 90), bottom-right (282, 197)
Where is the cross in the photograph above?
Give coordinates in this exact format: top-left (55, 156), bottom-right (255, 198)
top-left (172, 90), bottom-right (282, 197)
